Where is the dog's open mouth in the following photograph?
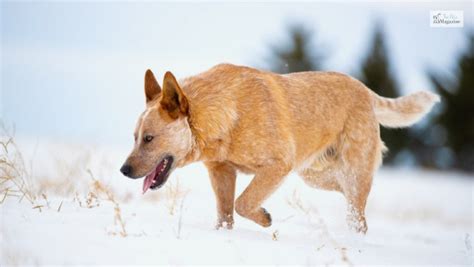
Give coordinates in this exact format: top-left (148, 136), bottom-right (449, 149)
top-left (143, 155), bottom-right (174, 194)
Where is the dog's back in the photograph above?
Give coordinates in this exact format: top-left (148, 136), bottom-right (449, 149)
top-left (181, 64), bottom-right (438, 170)
top-left (181, 65), bottom-right (368, 168)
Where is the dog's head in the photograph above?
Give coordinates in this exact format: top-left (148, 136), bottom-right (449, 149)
top-left (120, 70), bottom-right (193, 193)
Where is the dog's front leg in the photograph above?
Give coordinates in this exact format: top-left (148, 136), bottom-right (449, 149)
top-left (235, 163), bottom-right (291, 227)
top-left (205, 161), bottom-right (237, 229)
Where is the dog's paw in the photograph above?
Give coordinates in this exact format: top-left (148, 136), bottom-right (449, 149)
top-left (347, 213), bottom-right (367, 234)
top-left (215, 221), bottom-right (234, 230)
top-left (215, 216), bottom-right (234, 230)
top-left (258, 207), bottom-right (272, 228)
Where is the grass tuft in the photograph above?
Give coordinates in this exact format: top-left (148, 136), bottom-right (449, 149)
top-left (165, 177), bottom-right (188, 216)
top-left (0, 125), bottom-right (36, 205)
top-left (87, 169), bottom-right (127, 237)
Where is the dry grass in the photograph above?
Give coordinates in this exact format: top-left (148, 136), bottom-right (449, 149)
top-left (38, 154), bottom-right (92, 196)
top-left (0, 124), bottom-right (100, 205)
top-left (0, 126), bottom-right (36, 205)
top-left (68, 170), bottom-right (129, 237)
top-left (87, 169), bottom-right (127, 237)
top-left (164, 177), bottom-right (188, 216)
top-left (174, 194), bottom-right (187, 239)
top-left (272, 230), bottom-right (279, 241)
top-left (34, 148), bottom-right (101, 197)
top-left (0, 125), bottom-right (129, 236)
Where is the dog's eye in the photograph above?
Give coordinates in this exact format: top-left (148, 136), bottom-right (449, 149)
top-left (144, 135), bottom-right (154, 143)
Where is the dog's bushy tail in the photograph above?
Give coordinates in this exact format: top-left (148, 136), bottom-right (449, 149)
top-left (371, 91), bottom-right (440, 128)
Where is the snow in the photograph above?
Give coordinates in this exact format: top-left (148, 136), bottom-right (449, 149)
top-left (1, 142), bottom-right (473, 265)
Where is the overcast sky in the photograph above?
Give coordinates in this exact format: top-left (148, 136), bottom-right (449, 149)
top-left (1, 1), bottom-right (472, 147)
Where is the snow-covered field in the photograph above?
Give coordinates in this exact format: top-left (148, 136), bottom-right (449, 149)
top-left (1, 141), bottom-right (473, 265)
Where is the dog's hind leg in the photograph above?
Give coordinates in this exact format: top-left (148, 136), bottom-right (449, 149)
top-left (235, 161), bottom-right (292, 227)
top-left (336, 114), bottom-right (384, 234)
top-left (205, 161), bottom-right (237, 229)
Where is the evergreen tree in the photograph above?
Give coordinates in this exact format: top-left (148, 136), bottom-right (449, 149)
top-left (426, 32), bottom-right (474, 172)
top-left (266, 23), bottom-right (325, 73)
top-left (359, 22), bottom-right (409, 164)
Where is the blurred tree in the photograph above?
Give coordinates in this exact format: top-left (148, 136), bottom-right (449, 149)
top-left (266, 23), bottom-right (325, 73)
top-left (424, 32), bottom-right (474, 172)
top-left (359, 22), bottom-right (410, 164)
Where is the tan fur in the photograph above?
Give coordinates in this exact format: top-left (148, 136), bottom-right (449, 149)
top-left (122, 64), bottom-right (439, 233)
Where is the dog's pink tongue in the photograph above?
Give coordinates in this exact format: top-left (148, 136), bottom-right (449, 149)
top-left (143, 170), bottom-right (156, 194)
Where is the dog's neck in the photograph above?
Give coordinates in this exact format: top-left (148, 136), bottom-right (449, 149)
top-left (180, 119), bottom-right (229, 166)
top-left (178, 71), bottom-right (239, 165)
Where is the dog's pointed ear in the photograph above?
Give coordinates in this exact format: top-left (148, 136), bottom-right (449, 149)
top-left (145, 69), bottom-right (161, 103)
top-left (160, 71), bottom-right (189, 119)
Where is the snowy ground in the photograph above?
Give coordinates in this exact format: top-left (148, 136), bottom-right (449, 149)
top-left (0, 141), bottom-right (473, 265)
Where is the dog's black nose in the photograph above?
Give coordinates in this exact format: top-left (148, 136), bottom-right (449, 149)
top-left (120, 164), bottom-right (132, 176)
